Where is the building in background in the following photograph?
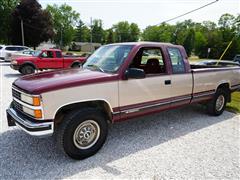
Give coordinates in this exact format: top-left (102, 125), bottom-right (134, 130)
top-left (70, 42), bottom-right (101, 52)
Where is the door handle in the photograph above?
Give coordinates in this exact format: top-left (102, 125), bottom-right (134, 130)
top-left (165, 80), bottom-right (171, 85)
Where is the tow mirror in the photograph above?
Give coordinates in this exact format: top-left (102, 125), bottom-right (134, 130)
top-left (125, 68), bottom-right (146, 79)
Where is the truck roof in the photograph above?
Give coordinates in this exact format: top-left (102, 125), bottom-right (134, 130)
top-left (106, 41), bottom-right (173, 47)
top-left (41, 49), bottom-right (61, 51)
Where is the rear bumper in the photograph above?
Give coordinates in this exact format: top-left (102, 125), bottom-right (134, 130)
top-left (10, 64), bottom-right (20, 70)
top-left (7, 108), bottom-right (54, 137)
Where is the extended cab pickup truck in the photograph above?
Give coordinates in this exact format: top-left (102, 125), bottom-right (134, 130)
top-left (7, 42), bottom-right (240, 159)
top-left (10, 49), bottom-right (86, 75)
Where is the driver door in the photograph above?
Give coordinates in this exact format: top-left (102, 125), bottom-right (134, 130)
top-left (38, 50), bottom-right (55, 69)
top-left (118, 47), bottom-right (172, 119)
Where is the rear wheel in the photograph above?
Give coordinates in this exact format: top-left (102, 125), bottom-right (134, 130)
top-left (55, 108), bottom-right (108, 159)
top-left (207, 89), bottom-right (227, 116)
top-left (20, 65), bottom-right (35, 75)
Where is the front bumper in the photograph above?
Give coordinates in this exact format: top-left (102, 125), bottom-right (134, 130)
top-left (7, 108), bottom-right (54, 137)
top-left (10, 64), bottom-right (20, 70)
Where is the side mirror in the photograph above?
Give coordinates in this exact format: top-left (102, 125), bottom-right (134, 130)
top-left (125, 68), bottom-right (146, 79)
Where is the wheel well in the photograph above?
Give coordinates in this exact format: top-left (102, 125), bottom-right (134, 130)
top-left (20, 63), bottom-right (36, 70)
top-left (71, 62), bottom-right (81, 67)
top-left (54, 100), bottom-right (113, 127)
top-left (216, 83), bottom-right (231, 102)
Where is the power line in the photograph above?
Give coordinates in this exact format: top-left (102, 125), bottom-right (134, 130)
top-left (155, 0), bottom-right (219, 26)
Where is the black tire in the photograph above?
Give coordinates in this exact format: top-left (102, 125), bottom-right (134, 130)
top-left (207, 89), bottom-right (228, 116)
top-left (20, 65), bottom-right (35, 75)
top-left (71, 63), bottom-right (81, 68)
top-left (55, 108), bottom-right (108, 160)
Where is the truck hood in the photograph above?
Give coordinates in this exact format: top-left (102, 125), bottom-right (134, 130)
top-left (14, 68), bottom-right (118, 94)
top-left (16, 56), bottom-right (37, 61)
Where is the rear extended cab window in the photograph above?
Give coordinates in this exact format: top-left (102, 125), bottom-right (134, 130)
top-left (55, 51), bottom-right (62, 58)
top-left (167, 47), bottom-right (185, 73)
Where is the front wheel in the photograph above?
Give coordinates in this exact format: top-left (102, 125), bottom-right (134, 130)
top-left (20, 65), bottom-right (35, 75)
top-left (207, 89), bottom-right (227, 116)
top-left (71, 63), bottom-right (81, 68)
top-left (55, 108), bottom-right (108, 159)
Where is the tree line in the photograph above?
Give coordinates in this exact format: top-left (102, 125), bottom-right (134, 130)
top-left (0, 0), bottom-right (239, 59)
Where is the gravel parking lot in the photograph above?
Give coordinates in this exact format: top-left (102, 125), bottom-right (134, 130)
top-left (0, 62), bottom-right (239, 179)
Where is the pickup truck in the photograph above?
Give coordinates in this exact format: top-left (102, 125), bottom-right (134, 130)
top-left (10, 49), bottom-right (86, 75)
top-left (6, 42), bottom-right (240, 159)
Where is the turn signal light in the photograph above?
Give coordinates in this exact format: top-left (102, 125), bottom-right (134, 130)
top-left (33, 97), bottom-right (41, 106)
top-left (34, 110), bottom-right (42, 119)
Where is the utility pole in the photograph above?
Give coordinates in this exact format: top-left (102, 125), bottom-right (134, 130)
top-left (60, 26), bottom-right (63, 49)
top-left (90, 17), bottom-right (93, 52)
top-left (21, 19), bottom-right (25, 46)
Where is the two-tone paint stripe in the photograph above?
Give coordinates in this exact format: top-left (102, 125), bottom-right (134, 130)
top-left (112, 90), bottom-right (215, 118)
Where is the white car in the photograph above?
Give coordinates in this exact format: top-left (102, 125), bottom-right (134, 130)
top-left (0, 45), bottom-right (31, 61)
top-left (7, 49), bottom-right (35, 62)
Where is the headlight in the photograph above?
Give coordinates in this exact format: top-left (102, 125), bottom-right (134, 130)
top-left (22, 106), bottom-right (42, 119)
top-left (11, 60), bottom-right (18, 65)
top-left (21, 94), bottom-right (41, 106)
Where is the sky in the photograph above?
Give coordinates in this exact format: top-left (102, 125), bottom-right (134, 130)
top-left (39, 0), bottom-right (240, 30)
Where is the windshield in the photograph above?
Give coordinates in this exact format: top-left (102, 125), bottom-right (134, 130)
top-left (33, 50), bottom-right (41, 57)
top-left (83, 45), bottom-right (133, 73)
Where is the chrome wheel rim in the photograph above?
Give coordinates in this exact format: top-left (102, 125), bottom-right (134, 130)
top-left (73, 120), bottom-right (100, 149)
top-left (216, 95), bottom-right (225, 112)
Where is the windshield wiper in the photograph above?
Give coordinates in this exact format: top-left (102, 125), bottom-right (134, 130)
top-left (86, 64), bottom-right (105, 72)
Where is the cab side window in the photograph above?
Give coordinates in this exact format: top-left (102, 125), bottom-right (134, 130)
top-left (41, 51), bottom-right (54, 58)
top-left (130, 48), bottom-right (166, 75)
top-left (168, 48), bottom-right (185, 73)
top-left (47, 51), bottom-right (54, 58)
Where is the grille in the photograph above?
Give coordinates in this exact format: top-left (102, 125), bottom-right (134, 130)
top-left (12, 100), bottom-right (23, 113)
top-left (12, 88), bottom-right (21, 100)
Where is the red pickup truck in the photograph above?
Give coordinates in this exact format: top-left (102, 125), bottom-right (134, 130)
top-left (10, 49), bottom-right (86, 75)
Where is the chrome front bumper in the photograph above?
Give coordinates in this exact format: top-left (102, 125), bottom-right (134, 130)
top-left (7, 108), bottom-right (54, 137)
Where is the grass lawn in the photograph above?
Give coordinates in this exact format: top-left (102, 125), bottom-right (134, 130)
top-left (227, 91), bottom-right (240, 114)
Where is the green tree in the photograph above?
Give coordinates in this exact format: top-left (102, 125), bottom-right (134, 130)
top-left (218, 13), bottom-right (237, 59)
top-left (183, 29), bottom-right (195, 56)
top-left (46, 3), bottom-right (80, 47)
top-left (91, 19), bottom-right (104, 43)
top-left (0, 0), bottom-right (19, 43)
top-left (105, 28), bottom-right (115, 44)
top-left (218, 13), bottom-right (235, 29)
top-left (194, 31), bottom-right (207, 58)
top-left (113, 21), bottom-right (140, 42)
top-left (129, 23), bottom-right (140, 41)
top-left (74, 19), bottom-right (90, 42)
top-left (10, 0), bottom-right (54, 48)
top-left (143, 23), bottom-right (178, 43)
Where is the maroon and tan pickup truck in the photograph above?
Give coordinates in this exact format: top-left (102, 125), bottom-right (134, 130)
top-left (6, 42), bottom-right (240, 159)
top-left (10, 49), bottom-right (86, 75)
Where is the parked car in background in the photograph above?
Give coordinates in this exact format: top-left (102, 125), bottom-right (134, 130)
top-left (10, 49), bottom-right (87, 75)
top-left (7, 42), bottom-right (240, 159)
top-left (194, 60), bottom-right (240, 66)
top-left (0, 45), bottom-right (5, 60)
top-left (5, 49), bottom-right (35, 62)
top-left (233, 55), bottom-right (240, 64)
top-left (0, 45), bottom-right (31, 61)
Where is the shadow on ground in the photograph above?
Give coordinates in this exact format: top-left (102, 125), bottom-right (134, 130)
top-left (0, 105), bottom-right (236, 179)
top-left (0, 62), bottom-right (10, 66)
top-left (4, 73), bottom-right (21, 78)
